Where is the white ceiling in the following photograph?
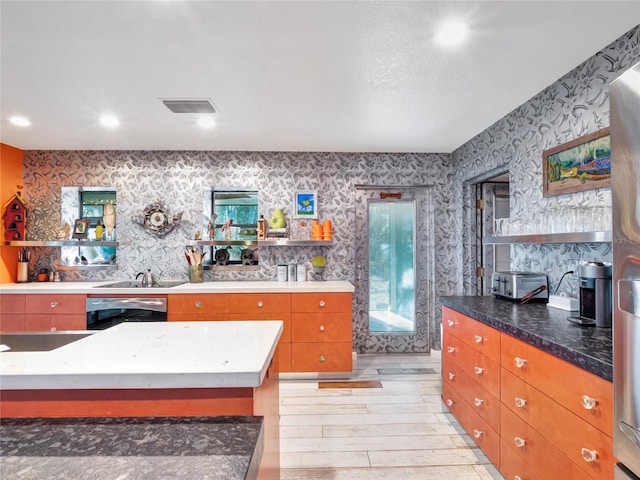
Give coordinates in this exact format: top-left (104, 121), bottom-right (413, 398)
top-left (1, 1), bottom-right (639, 153)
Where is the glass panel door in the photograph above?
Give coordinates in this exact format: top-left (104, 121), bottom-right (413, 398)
top-left (368, 200), bottom-right (415, 333)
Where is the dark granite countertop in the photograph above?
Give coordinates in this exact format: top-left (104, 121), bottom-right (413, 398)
top-left (0, 416), bottom-right (263, 480)
top-left (439, 296), bottom-right (613, 381)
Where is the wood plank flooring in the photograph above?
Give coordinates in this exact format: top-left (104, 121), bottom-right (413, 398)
top-left (279, 351), bottom-right (504, 479)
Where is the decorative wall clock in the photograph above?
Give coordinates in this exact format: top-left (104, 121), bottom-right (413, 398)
top-left (132, 201), bottom-right (183, 236)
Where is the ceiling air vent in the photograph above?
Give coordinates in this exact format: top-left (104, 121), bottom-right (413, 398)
top-left (161, 98), bottom-right (216, 114)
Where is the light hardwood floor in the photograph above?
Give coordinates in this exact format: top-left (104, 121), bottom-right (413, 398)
top-left (279, 351), bottom-right (504, 479)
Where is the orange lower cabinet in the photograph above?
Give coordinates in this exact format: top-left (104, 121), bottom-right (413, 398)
top-left (291, 342), bottom-right (352, 372)
top-left (24, 314), bottom-right (86, 332)
top-left (278, 342), bottom-right (292, 373)
top-left (0, 314), bottom-right (25, 332)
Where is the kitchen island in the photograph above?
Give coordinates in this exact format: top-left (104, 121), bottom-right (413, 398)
top-left (0, 321), bottom-right (282, 479)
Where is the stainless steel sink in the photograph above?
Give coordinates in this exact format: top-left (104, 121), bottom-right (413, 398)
top-left (0, 331), bottom-right (95, 352)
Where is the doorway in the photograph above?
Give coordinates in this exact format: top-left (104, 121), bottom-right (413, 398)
top-left (354, 186), bottom-right (434, 353)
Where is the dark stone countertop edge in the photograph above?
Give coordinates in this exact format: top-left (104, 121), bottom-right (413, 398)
top-left (439, 296), bottom-right (613, 382)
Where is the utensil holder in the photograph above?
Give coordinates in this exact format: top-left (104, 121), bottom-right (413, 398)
top-left (189, 264), bottom-right (204, 283)
top-left (17, 262), bottom-right (29, 283)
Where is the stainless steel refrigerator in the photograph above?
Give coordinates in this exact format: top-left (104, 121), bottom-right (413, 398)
top-left (611, 60), bottom-right (640, 480)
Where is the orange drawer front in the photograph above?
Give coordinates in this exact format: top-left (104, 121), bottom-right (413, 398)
top-left (0, 294), bottom-right (25, 314)
top-left (0, 314), bottom-right (25, 332)
top-left (501, 405), bottom-right (593, 480)
top-left (291, 342), bottom-right (352, 372)
top-left (442, 381), bottom-right (500, 467)
top-left (500, 368), bottom-right (613, 480)
top-left (443, 331), bottom-right (500, 398)
top-left (168, 294), bottom-right (229, 315)
top-left (24, 314), bottom-right (86, 332)
top-left (500, 439), bottom-right (544, 480)
top-left (500, 333), bottom-right (613, 437)
top-left (229, 313), bottom-right (291, 343)
top-left (229, 293), bottom-right (291, 314)
top-left (278, 342), bottom-right (292, 373)
top-left (168, 313), bottom-right (230, 321)
top-left (291, 313), bottom-right (352, 343)
top-left (291, 293), bottom-right (352, 313)
top-left (25, 294), bottom-right (86, 315)
top-left (442, 307), bottom-right (500, 363)
top-left (442, 353), bottom-right (500, 433)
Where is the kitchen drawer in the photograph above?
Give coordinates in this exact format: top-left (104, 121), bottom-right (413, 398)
top-left (442, 307), bottom-right (500, 363)
top-left (278, 342), bottom-right (292, 373)
top-left (442, 380), bottom-right (500, 467)
top-left (0, 294), bottom-right (25, 314)
top-left (168, 294), bottom-right (229, 314)
top-left (168, 313), bottom-right (229, 321)
top-left (24, 314), bottom-right (86, 332)
top-left (25, 294), bottom-right (86, 315)
top-left (291, 293), bottom-right (351, 313)
top-left (291, 313), bottom-right (351, 343)
top-left (0, 314), bottom-right (25, 332)
top-left (501, 406), bottom-right (588, 480)
top-left (501, 333), bottom-right (612, 436)
top-left (500, 439), bottom-right (544, 480)
top-left (229, 293), bottom-right (291, 314)
top-left (443, 331), bottom-right (500, 397)
top-left (229, 313), bottom-right (291, 343)
top-left (442, 352), bottom-right (500, 433)
top-left (501, 368), bottom-right (613, 480)
top-left (291, 342), bottom-right (352, 372)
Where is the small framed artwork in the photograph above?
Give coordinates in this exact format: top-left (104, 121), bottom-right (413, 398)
top-left (72, 219), bottom-right (90, 239)
top-left (543, 128), bottom-right (611, 197)
top-left (293, 191), bottom-right (318, 219)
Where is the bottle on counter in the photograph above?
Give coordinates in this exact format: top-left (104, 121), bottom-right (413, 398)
top-left (257, 215), bottom-right (267, 240)
top-left (95, 220), bottom-right (104, 241)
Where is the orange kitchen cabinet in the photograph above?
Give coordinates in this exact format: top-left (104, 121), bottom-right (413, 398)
top-left (501, 333), bottom-right (613, 437)
top-left (229, 293), bottom-right (292, 372)
top-left (22, 294), bottom-right (86, 332)
top-left (1, 294), bottom-right (26, 332)
top-left (291, 342), bottom-right (352, 372)
top-left (291, 312), bottom-right (351, 343)
top-left (442, 306), bottom-right (500, 363)
top-left (291, 292), bottom-right (351, 313)
top-left (168, 294), bottom-right (229, 321)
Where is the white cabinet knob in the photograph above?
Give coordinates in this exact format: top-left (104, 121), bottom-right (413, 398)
top-left (447, 346), bottom-right (456, 354)
top-left (474, 366), bottom-right (484, 375)
top-left (514, 437), bottom-right (526, 448)
top-left (514, 476), bottom-right (522, 480)
top-left (319, 300), bottom-right (325, 307)
top-left (319, 325), bottom-right (325, 332)
top-left (448, 372), bottom-right (455, 380)
top-left (257, 301), bottom-right (263, 308)
top-left (473, 429), bottom-right (483, 439)
top-left (447, 320), bottom-right (455, 327)
top-left (474, 335), bottom-right (484, 344)
top-left (514, 397), bottom-right (527, 408)
top-left (50, 327), bottom-right (57, 332)
top-left (195, 301), bottom-right (202, 308)
top-left (50, 302), bottom-right (58, 308)
top-left (514, 357), bottom-right (527, 368)
top-left (581, 448), bottom-right (598, 463)
top-left (581, 395), bottom-right (598, 410)
top-left (319, 355), bottom-right (326, 362)
top-left (446, 399), bottom-right (453, 407)
top-left (474, 397), bottom-right (484, 407)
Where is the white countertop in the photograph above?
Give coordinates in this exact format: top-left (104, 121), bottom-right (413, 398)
top-left (0, 280), bottom-right (354, 295)
top-left (0, 321), bottom-right (282, 390)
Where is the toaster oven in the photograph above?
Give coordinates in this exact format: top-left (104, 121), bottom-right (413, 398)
top-left (491, 271), bottom-right (549, 302)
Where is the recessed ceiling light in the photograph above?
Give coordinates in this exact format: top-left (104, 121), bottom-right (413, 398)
top-left (99, 115), bottom-right (119, 128)
top-left (9, 116), bottom-right (30, 127)
top-left (435, 19), bottom-right (470, 47)
top-left (197, 116), bottom-right (216, 129)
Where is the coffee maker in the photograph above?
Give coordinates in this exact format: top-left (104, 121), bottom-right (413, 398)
top-left (569, 261), bottom-right (612, 327)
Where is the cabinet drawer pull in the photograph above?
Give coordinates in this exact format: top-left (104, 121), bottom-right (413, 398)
top-left (319, 325), bottom-right (325, 332)
top-left (50, 327), bottom-right (57, 332)
top-left (474, 366), bottom-right (484, 375)
top-left (446, 399), bottom-right (453, 407)
top-left (473, 429), bottom-right (483, 439)
top-left (514, 397), bottom-right (527, 408)
top-left (514, 437), bottom-right (526, 448)
top-left (581, 395), bottom-right (598, 410)
top-left (447, 346), bottom-right (456, 354)
top-left (514, 357), bottom-right (527, 368)
top-left (514, 476), bottom-right (522, 480)
top-left (319, 300), bottom-right (325, 307)
top-left (581, 448), bottom-right (598, 463)
top-left (319, 355), bottom-right (326, 362)
top-left (474, 335), bottom-right (484, 344)
top-left (447, 319), bottom-right (455, 327)
top-left (50, 302), bottom-right (58, 308)
top-left (257, 301), bottom-right (263, 308)
top-left (448, 372), bottom-right (455, 380)
top-left (195, 301), bottom-right (202, 308)
top-left (474, 397), bottom-right (484, 407)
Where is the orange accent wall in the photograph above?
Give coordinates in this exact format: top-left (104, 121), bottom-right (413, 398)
top-left (0, 143), bottom-right (24, 283)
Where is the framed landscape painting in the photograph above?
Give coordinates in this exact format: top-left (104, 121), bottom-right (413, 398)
top-left (293, 191), bottom-right (318, 219)
top-left (543, 128), bottom-right (611, 197)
